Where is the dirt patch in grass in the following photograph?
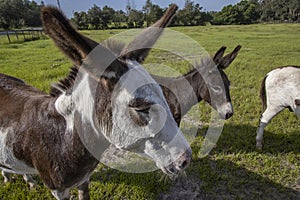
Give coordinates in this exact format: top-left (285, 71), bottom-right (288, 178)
top-left (158, 176), bottom-right (206, 200)
top-left (159, 157), bottom-right (300, 200)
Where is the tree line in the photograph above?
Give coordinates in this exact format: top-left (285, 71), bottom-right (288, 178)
top-left (0, 0), bottom-right (43, 29)
top-left (0, 0), bottom-right (299, 30)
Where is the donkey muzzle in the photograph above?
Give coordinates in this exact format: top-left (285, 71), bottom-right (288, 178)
top-left (162, 148), bottom-right (192, 176)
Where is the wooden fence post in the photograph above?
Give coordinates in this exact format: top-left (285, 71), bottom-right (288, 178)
top-left (6, 31), bottom-right (11, 43)
top-left (15, 30), bottom-right (19, 41)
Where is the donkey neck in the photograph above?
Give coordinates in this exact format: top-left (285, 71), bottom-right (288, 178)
top-left (175, 69), bottom-right (206, 115)
top-left (6, 91), bottom-right (100, 189)
top-left (41, 96), bottom-right (100, 188)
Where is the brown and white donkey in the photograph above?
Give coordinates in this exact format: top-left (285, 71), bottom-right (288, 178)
top-left (0, 5), bottom-right (192, 200)
top-left (2, 44), bottom-right (241, 191)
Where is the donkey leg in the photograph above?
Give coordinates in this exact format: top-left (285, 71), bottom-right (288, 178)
top-left (1, 171), bottom-right (11, 184)
top-left (23, 174), bottom-right (36, 189)
top-left (51, 189), bottom-right (70, 200)
top-left (256, 106), bottom-right (283, 149)
top-left (78, 180), bottom-right (90, 200)
top-left (295, 99), bottom-right (300, 117)
top-left (256, 121), bottom-right (268, 149)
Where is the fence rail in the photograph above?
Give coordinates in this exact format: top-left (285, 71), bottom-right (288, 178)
top-left (0, 28), bottom-right (44, 43)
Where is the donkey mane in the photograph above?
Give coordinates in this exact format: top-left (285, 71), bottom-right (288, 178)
top-left (50, 67), bottom-right (78, 97)
top-left (182, 58), bottom-right (215, 77)
top-left (101, 39), bottom-right (126, 57)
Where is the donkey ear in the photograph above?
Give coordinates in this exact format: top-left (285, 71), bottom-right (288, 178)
top-left (119, 4), bottom-right (178, 63)
top-left (41, 6), bottom-right (98, 66)
top-left (219, 45), bottom-right (242, 69)
top-left (213, 46), bottom-right (227, 64)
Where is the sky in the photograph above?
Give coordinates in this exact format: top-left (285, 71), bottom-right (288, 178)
top-left (37, 0), bottom-right (241, 17)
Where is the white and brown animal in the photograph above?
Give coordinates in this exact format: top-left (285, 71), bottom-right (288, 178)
top-left (1, 45), bottom-right (241, 188)
top-left (0, 5), bottom-right (192, 200)
top-left (256, 66), bottom-right (300, 149)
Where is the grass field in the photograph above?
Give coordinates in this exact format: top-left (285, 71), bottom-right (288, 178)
top-left (0, 24), bottom-right (299, 199)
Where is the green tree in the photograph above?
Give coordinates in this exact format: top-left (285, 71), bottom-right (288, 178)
top-left (112, 10), bottom-right (127, 28)
top-left (101, 5), bottom-right (115, 29)
top-left (259, 0), bottom-right (276, 21)
top-left (142, 0), bottom-right (152, 27)
top-left (142, 0), bottom-right (163, 27)
top-left (87, 4), bottom-right (102, 29)
top-left (23, 0), bottom-right (43, 27)
top-left (237, 0), bottom-right (260, 24)
top-left (175, 0), bottom-right (207, 26)
top-left (72, 11), bottom-right (89, 30)
top-left (259, 0), bottom-right (300, 22)
top-left (213, 0), bottom-right (260, 25)
top-left (128, 9), bottom-right (144, 28)
top-left (0, 0), bottom-right (25, 29)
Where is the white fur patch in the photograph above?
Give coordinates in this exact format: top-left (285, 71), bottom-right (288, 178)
top-left (51, 172), bottom-right (90, 200)
top-left (265, 67), bottom-right (300, 112)
top-left (0, 128), bottom-right (37, 174)
top-left (109, 60), bottom-right (169, 148)
top-left (107, 59), bottom-right (190, 169)
top-left (71, 73), bottom-right (94, 122)
top-left (51, 189), bottom-right (70, 200)
top-left (55, 71), bottom-right (99, 134)
top-left (55, 93), bottom-right (74, 132)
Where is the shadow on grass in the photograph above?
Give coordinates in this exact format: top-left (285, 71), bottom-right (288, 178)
top-left (88, 124), bottom-right (299, 199)
top-left (90, 167), bottom-right (173, 199)
top-left (89, 156), bottom-right (299, 200)
top-left (175, 157), bottom-right (300, 200)
top-left (200, 123), bottom-right (300, 154)
top-left (0, 123), bottom-right (298, 199)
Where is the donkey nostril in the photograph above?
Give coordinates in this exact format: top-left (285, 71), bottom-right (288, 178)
top-left (179, 160), bottom-right (188, 170)
top-left (225, 112), bottom-right (233, 119)
top-left (168, 166), bottom-right (176, 174)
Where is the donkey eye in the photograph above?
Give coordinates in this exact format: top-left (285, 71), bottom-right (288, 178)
top-left (135, 106), bottom-right (151, 114)
top-left (129, 99), bottom-right (152, 126)
top-left (212, 86), bottom-right (222, 94)
top-left (129, 98), bottom-right (153, 114)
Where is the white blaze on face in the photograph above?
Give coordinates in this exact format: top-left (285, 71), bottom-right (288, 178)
top-left (108, 60), bottom-right (190, 169)
top-left (204, 64), bottom-right (232, 119)
top-left (217, 102), bottom-right (233, 119)
top-left (109, 60), bottom-right (168, 148)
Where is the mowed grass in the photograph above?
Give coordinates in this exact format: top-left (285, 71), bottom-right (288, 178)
top-left (0, 24), bottom-right (299, 199)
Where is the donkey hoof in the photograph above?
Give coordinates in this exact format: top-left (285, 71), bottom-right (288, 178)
top-left (28, 182), bottom-right (36, 190)
top-left (256, 141), bottom-right (263, 150)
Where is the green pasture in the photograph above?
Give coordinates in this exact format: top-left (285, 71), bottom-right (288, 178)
top-left (0, 24), bottom-right (299, 199)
